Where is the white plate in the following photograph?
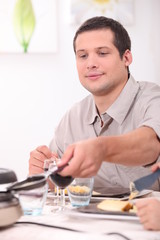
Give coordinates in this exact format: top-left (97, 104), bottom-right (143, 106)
top-left (121, 189), bottom-right (153, 200)
top-left (91, 189), bottom-right (153, 201)
top-left (65, 208), bottom-right (139, 221)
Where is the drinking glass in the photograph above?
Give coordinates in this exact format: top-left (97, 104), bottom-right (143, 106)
top-left (48, 162), bottom-right (74, 212)
top-left (67, 177), bottom-right (94, 207)
top-left (43, 158), bottom-right (59, 209)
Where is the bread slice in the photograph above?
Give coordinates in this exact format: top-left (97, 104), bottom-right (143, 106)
top-left (97, 199), bottom-right (133, 212)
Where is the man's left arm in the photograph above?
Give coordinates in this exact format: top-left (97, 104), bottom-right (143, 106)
top-left (58, 126), bottom-right (160, 178)
top-left (101, 126), bottom-right (160, 166)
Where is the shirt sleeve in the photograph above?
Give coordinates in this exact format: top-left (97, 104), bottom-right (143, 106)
top-left (136, 83), bottom-right (160, 139)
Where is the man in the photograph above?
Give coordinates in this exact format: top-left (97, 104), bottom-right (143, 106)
top-left (29, 16), bottom-right (160, 193)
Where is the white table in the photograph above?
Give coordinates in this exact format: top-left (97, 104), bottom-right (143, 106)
top-left (1, 192), bottom-right (160, 240)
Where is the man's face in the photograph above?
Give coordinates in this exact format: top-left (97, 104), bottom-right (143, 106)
top-left (75, 29), bottom-right (132, 98)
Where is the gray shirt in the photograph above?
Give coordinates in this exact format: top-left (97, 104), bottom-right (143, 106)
top-left (50, 75), bottom-right (160, 192)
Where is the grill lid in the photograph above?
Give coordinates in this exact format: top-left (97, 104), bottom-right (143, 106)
top-left (0, 168), bottom-right (17, 184)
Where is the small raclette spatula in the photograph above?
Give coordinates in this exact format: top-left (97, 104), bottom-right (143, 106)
top-left (129, 169), bottom-right (160, 199)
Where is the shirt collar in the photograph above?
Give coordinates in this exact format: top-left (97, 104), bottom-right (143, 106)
top-left (85, 95), bottom-right (99, 125)
top-left (107, 75), bottom-right (140, 125)
top-left (85, 75), bottom-right (140, 125)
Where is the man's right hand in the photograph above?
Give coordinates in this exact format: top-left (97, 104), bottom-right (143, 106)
top-left (29, 145), bottom-right (58, 175)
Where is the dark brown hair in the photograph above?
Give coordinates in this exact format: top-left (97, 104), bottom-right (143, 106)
top-left (73, 16), bottom-right (131, 59)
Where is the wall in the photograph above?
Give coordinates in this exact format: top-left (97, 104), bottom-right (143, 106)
top-left (0, 0), bottom-right (160, 180)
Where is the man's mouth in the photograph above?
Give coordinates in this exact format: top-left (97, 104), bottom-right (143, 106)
top-left (86, 72), bottom-right (104, 80)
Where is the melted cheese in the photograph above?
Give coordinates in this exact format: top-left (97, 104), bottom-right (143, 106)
top-left (97, 199), bottom-right (133, 212)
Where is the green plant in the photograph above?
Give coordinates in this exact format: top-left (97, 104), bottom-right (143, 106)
top-left (13, 0), bottom-right (36, 53)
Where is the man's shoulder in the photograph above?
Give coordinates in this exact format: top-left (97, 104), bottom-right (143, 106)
top-left (130, 76), bottom-right (160, 91)
top-left (138, 80), bottom-right (160, 96)
top-left (138, 80), bottom-right (160, 89)
top-left (58, 94), bottom-right (94, 126)
top-left (60, 95), bottom-right (93, 121)
top-left (133, 80), bottom-right (160, 110)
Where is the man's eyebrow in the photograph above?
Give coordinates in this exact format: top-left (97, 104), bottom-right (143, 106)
top-left (76, 46), bottom-right (111, 53)
top-left (76, 49), bottom-right (85, 54)
top-left (97, 46), bottom-right (111, 50)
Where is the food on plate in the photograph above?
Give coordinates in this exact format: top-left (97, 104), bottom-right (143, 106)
top-left (68, 185), bottom-right (90, 195)
top-left (129, 205), bottom-right (137, 213)
top-left (129, 182), bottom-right (139, 200)
top-left (55, 185), bottom-right (91, 196)
top-left (97, 199), bottom-right (134, 212)
top-left (92, 190), bottom-right (101, 195)
top-left (129, 191), bottom-right (139, 200)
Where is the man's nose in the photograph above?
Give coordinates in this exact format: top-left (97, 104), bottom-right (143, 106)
top-left (87, 56), bottom-right (99, 69)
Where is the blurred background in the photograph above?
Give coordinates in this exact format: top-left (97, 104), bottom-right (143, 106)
top-left (0, 0), bottom-right (160, 180)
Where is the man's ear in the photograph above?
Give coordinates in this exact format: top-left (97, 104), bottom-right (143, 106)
top-left (123, 49), bottom-right (132, 67)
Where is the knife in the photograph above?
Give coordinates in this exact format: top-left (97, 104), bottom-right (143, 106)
top-left (129, 169), bottom-right (160, 199)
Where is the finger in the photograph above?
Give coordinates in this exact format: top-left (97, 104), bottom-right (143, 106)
top-left (143, 221), bottom-right (155, 231)
top-left (29, 150), bottom-right (49, 175)
top-left (136, 199), bottom-right (148, 209)
top-left (36, 145), bottom-right (52, 159)
top-left (51, 152), bottom-right (59, 158)
top-left (59, 157), bottom-right (93, 178)
top-left (58, 164), bottom-right (72, 176)
top-left (151, 163), bottom-right (160, 172)
top-left (30, 158), bottom-right (45, 169)
top-left (58, 156), bottom-right (82, 177)
top-left (30, 150), bottom-right (46, 162)
top-left (138, 212), bottom-right (148, 223)
top-left (29, 164), bottom-right (44, 176)
top-left (57, 145), bottom-right (75, 168)
top-left (136, 208), bottom-right (145, 218)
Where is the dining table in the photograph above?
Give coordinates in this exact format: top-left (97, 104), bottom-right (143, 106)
top-left (1, 191), bottom-right (160, 240)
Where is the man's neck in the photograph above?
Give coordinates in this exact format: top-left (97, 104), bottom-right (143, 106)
top-left (94, 79), bottom-right (128, 114)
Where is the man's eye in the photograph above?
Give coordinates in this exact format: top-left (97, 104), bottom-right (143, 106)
top-left (79, 54), bottom-right (87, 59)
top-left (99, 52), bottom-right (108, 56)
